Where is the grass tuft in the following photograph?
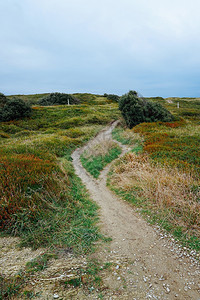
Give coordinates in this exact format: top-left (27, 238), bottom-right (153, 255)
top-left (81, 141), bottom-right (122, 178)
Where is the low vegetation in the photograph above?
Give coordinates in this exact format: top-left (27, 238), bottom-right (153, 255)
top-left (109, 152), bottom-right (200, 250)
top-left (0, 92), bottom-right (120, 299)
top-left (81, 140), bottom-right (122, 178)
top-left (103, 93), bottom-right (120, 102)
top-left (0, 91), bottom-right (199, 296)
top-left (109, 97), bottom-right (200, 250)
top-left (112, 125), bottom-right (143, 153)
top-left (0, 94), bottom-right (120, 251)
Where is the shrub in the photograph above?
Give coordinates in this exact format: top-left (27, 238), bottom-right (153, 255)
top-left (38, 92), bottom-right (80, 106)
top-left (119, 91), bottom-right (174, 128)
top-left (0, 98), bottom-right (32, 122)
top-left (143, 101), bottom-right (174, 123)
top-left (104, 93), bottom-right (120, 102)
top-left (0, 93), bottom-right (7, 108)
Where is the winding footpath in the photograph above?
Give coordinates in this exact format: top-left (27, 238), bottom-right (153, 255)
top-left (72, 121), bottom-right (200, 299)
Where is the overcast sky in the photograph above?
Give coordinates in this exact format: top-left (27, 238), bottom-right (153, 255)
top-left (1, 0), bottom-right (200, 97)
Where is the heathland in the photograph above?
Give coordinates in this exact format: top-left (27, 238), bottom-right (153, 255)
top-left (0, 93), bottom-right (199, 298)
top-left (0, 93), bottom-right (120, 250)
top-left (110, 96), bottom-right (200, 251)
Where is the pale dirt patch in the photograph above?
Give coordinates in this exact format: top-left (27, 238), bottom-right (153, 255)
top-left (0, 237), bottom-right (45, 277)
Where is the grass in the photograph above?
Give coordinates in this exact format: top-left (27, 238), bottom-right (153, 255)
top-left (0, 143), bottom-right (102, 253)
top-left (80, 140), bottom-right (122, 178)
top-left (112, 124), bottom-right (143, 154)
top-left (0, 93), bottom-right (119, 298)
top-left (25, 253), bottom-right (57, 274)
top-left (133, 119), bottom-right (200, 176)
top-left (0, 94), bottom-right (120, 252)
top-left (108, 152), bottom-right (200, 251)
top-left (108, 97), bottom-right (200, 251)
top-left (112, 126), bottom-right (136, 145)
top-left (1, 92), bottom-right (199, 295)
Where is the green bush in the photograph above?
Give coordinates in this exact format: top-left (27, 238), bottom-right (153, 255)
top-left (0, 98), bottom-right (32, 122)
top-left (143, 101), bottom-right (174, 122)
top-left (38, 92), bottom-right (80, 106)
top-left (104, 93), bottom-right (120, 102)
top-left (119, 91), bottom-right (174, 128)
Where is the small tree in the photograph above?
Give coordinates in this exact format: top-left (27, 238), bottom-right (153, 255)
top-left (119, 91), bottom-right (174, 128)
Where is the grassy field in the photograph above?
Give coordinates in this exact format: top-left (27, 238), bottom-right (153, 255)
top-left (1, 93), bottom-right (199, 297)
top-left (0, 93), bottom-right (120, 252)
top-left (1, 94), bottom-right (199, 252)
top-left (109, 97), bottom-right (200, 251)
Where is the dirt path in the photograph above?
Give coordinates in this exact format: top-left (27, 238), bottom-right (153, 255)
top-left (72, 121), bottom-right (200, 299)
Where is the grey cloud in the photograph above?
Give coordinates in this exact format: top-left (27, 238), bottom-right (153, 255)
top-left (1, 0), bottom-right (200, 96)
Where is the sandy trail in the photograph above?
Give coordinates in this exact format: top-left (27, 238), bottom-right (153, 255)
top-left (72, 121), bottom-right (200, 299)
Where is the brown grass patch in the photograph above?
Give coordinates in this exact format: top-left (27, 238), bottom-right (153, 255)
top-left (110, 152), bottom-right (200, 232)
top-left (84, 140), bottom-right (118, 158)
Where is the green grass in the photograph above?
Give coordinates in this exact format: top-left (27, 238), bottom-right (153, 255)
top-left (112, 125), bottom-right (143, 154)
top-left (81, 146), bottom-right (122, 178)
top-left (25, 253), bottom-right (57, 274)
top-left (112, 127), bottom-right (133, 145)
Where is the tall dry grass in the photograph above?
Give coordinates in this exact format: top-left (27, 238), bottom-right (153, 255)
top-left (84, 140), bottom-right (118, 158)
top-left (110, 152), bottom-right (200, 232)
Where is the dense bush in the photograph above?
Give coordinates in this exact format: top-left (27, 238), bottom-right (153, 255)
top-left (0, 98), bottom-right (32, 122)
top-left (119, 91), bottom-right (174, 128)
top-left (38, 92), bottom-right (80, 106)
top-left (143, 101), bottom-right (174, 122)
top-left (104, 93), bottom-right (120, 102)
